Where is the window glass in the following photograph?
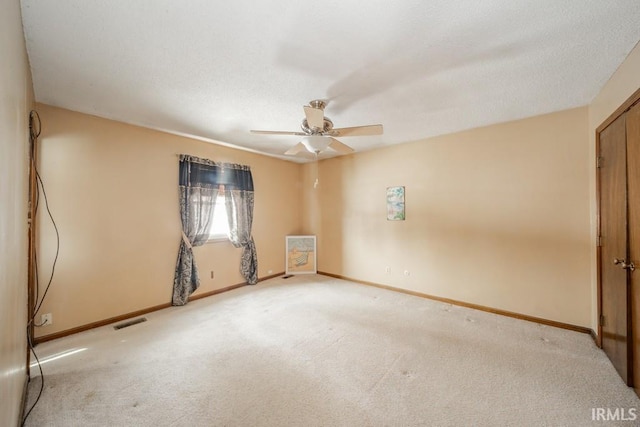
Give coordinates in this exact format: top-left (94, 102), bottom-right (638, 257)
top-left (208, 193), bottom-right (229, 240)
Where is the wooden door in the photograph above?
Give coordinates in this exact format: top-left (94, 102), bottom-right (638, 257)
top-left (599, 113), bottom-right (630, 384)
top-left (628, 102), bottom-right (640, 391)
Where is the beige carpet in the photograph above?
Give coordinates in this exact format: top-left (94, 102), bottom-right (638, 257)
top-left (24, 275), bottom-right (640, 426)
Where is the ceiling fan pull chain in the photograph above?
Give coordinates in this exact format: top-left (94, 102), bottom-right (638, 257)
top-left (313, 152), bottom-right (319, 188)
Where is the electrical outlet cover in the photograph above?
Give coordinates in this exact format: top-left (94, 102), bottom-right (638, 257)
top-left (41, 313), bottom-right (52, 325)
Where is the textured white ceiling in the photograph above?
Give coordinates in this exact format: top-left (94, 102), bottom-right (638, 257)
top-left (20, 0), bottom-right (640, 162)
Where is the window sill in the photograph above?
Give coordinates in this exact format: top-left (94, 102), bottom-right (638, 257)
top-left (206, 236), bottom-right (230, 244)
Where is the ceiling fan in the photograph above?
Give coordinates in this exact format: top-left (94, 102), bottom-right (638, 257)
top-left (250, 100), bottom-right (383, 156)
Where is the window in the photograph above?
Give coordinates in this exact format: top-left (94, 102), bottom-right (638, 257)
top-left (208, 193), bottom-right (230, 241)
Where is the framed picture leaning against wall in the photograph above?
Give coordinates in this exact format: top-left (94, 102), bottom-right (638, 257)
top-left (285, 235), bottom-right (317, 275)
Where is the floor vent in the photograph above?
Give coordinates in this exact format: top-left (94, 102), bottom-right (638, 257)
top-left (114, 317), bottom-right (147, 330)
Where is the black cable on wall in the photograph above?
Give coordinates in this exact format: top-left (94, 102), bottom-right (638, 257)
top-left (22, 110), bottom-right (60, 426)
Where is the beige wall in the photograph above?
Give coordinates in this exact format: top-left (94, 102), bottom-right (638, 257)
top-left (588, 42), bottom-right (640, 330)
top-left (30, 38), bottom-right (640, 341)
top-left (34, 105), bottom-right (302, 337)
top-left (303, 107), bottom-right (592, 327)
top-left (0, 0), bottom-right (34, 425)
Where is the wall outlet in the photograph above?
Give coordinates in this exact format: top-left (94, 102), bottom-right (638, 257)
top-left (41, 313), bottom-right (53, 326)
top-left (385, 266), bottom-right (391, 274)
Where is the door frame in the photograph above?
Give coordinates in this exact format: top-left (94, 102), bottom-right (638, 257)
top-left (596, 87), bottom-right (640, 349)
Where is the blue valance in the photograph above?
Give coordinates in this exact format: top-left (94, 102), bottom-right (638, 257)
top-left (178, 154), bottom-right (253, 191)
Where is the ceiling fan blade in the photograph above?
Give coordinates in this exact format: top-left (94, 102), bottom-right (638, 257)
top-left (284, 142), bottom-right (307, 156)
top-left (303, 105), bottom-right (325, 130)
top-left (328, 137), bottom-right (355, 154)
top-left (250, 130), bottom-right (306, 136)
top-left (330, 124), bottom-right (383, 137)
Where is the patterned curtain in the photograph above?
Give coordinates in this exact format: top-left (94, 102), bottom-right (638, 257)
top-left (222, 163), bottom-right (257, 285)
top-left (172, 156), bottom-right (258, 305)
top-left (225, 187), bottom-right (258, 285)
top-left (172, 155), bottom-right (218, 305)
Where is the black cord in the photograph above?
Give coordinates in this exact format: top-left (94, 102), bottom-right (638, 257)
top-left (32, 170), bottom-right (60, 317)
top-left (31, 155), bottom-right (40, 321)
top-left (28, 110), bottom-right (42, 322)
top-left (21, 328), bottom-right (44, 427)
top-left (26, 109), bottom-right (59, 320)
top-left (31, 251), bottom-right (43, 326)
top-left (22, 109), bottom-right (58, 425)
top-left (29, 110), bottom-right (41, 139)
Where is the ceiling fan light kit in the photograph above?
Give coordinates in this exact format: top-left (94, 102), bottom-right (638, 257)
top-left (251, 100), bottom-right (383, 157)
top-left (302, 136), bottom-right (330, 154)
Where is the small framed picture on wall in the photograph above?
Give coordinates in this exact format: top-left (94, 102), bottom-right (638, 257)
top-left (386, 186), bottom-right (405, 220)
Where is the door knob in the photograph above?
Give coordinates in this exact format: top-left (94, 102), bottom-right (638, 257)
top-left (614, 258), bottom-right (636, 272)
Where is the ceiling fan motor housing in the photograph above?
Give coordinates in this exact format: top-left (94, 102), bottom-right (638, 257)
top-left (301, 117), bottom-right (334, 135)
